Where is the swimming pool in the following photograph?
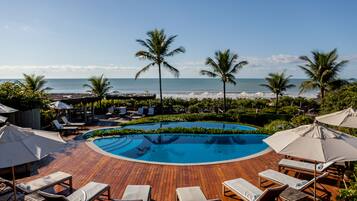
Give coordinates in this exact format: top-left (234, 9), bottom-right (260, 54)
top-left (89, 121), bottom-right (268, 164)
top-left (122, 121), bottom-right (257, 131)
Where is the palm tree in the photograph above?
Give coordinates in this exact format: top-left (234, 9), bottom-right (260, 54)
top-left (19, 74), bottom-right (52, 92)
top-left (200, 49), bottom-right (248, 112)
top-left (260, 72), bottom-right (295, 113)
top-left (299, 48), bottom-right (348, 100)
top-left (83, 74), bottom-right (112, 100)
top-left (135, 29), bottom-right (185, 113)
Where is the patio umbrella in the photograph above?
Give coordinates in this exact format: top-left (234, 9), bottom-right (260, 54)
top-left (0, 103), bottom-right (18, 114)
top-left (48, 101), bottom-right (73, 110)
top-left (0, 123), bottom-right (66, 200)
top-left (0, 115), bottom-right (8, 123)
top-left (263, 122), bottom-right (357, 200)
top-left (316, 107), bottom-right (357, 128)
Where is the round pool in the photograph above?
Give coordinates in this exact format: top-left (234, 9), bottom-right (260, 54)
top-left (88, 122), bottom-right (269, 165)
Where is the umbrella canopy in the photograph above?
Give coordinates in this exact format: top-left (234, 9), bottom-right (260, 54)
top-left (49, 101), bottom-right (73, 110)
top-left (0, 115), bottom-right (8, 123)
top-left (0, 123), bottom-right (66, 168)
top-left (316, 107), bottom-right (357, 128)
top-left (263, 122), bottom-right (357, 163)
top-left (0, 103), bottom-right (18, 114)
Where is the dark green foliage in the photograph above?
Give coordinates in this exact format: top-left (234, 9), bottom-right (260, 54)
top-left (188, 104), bottom-right (200, 113)
top-left (0, 81), bottom-right (48, 111)
top-left (264, 120), bottom-right (293, 133)
top-left (321, 82), bottom-right (357, 114)
top-left (291, 115), bottom-right (314, 127)
top-left (19, 74), bottom-right (52, 92)
top-left (85, 127), bottom-right (269, 139)
top-left (279, 105), bottom-right (300, 115)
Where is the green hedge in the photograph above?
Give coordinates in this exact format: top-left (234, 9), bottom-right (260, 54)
top-left (86, 127), bottom-right (271, 139)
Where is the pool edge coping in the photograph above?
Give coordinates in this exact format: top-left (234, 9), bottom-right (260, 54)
top-left (85, 135), bottom-right (272, 166)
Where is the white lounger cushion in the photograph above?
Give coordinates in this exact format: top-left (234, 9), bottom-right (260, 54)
top-left (66, 182), bottom-right (109, 201)
top-left (122, 185), bottom-right (151, 201)
top-left (17, 171), bottom-right (71, 193)
top-left (259, 169), bottom-right (308, 190)
top-left (176, 186), bottom-right (207, 201)
top-left (279, 159), bottom-right (334, 172)
top-left (223, 178), bottom-right (262, 201)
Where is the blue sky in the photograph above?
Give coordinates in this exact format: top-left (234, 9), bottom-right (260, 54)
top-left (0, 0), bottom-right (356, 78)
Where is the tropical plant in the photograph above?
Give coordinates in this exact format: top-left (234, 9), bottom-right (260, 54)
top-left (260, 72), bottom-right (295, 113)
top-left (321, 82), bottom-right (357, 114)
top-left (83, 74), bottom-right (112, 99)
top-left (200, 49), bottom-right (248, 112)
top-left (19, 74), bottom-right (52, 92)
top-left (135, 29), bottom-right (185, 113)
top-left (299, 48), bottom-right (348, 100)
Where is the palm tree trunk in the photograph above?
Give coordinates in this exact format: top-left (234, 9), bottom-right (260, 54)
top-left (320, 87), bottom-right (325, 101)
top-left (158, 63), bottom-right (163, 114)
top-left (223, 81), bottom-right (226, 113)
top-left (275, 93), bottom-right (279, 114)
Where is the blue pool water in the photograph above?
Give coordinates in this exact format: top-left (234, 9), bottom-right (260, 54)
top-left (122, 121), bottom-right (256, 131)
top-left (91, 122), bottom-right (268, 164)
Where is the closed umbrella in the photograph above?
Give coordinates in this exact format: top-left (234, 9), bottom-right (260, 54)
top-left (0, 123), bottom-right (66, 200)
top-left (316, 107), bottom-right (357, 128)
top-left (48, 101), bottom-right (73, 110)
top-left (0, 103), bottom-right (18, 114)
top-left (263, 122), bottom-right (357, 200)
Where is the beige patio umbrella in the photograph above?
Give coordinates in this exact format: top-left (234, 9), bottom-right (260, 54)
top-left (316, 107), bottom-right (357, 128)
top-left (48, 101), bottom-right (73, 110)
top-left (263, 122), bottom-right (357, 200)
top-left (0, 115), bottom-right (8, 123)
top-left (0, 103), bottom-right (18, 114)
top-left (0, 123), bottom-right (66, 200)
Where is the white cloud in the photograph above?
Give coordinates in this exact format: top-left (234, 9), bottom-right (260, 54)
top-left (0, 53), bottom-right (355, 79)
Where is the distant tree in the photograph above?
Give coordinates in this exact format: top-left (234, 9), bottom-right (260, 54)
top-left (83, 74), bottom-right (112, 99)
top-left (19, 74), bottom-right (52, 92)
top-left (299, 48), bottom-right (348, 100)
top-left (260, 72), bottom-right (295, 113)
top-left (135, 29), bottom-right (185, 113)
top-left (200, 49), bottom-right (248, 112)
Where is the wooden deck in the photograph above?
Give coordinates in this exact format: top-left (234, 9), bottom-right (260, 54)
top-left (20, 138), bottom-right (339, 201)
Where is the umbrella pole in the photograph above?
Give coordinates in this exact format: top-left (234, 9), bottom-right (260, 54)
top-left (314, 161), bottom-right (316, 201)
top-left (11, 166), bottom-right (17, 201)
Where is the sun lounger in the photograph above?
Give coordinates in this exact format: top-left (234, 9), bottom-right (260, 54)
top-left (112, 185), bottom-right (151, 201)
top-left (38, 181), bottom-right (110, 201)
top-left (118, 107), bottom-right (127, 116)
top-left (176, 186), bottom-right (220, 201)
top-left (278, 158), bottom-right (344, 184)
top-left (222, 178), bottom-right (288, 201)
top-left (53, 120), bottom-right (78, 134)
top-left (258, 169), bottom-right (328, 192)
top-left (1, 171), bottom-right (72, 195)
top-left (147, 107), bottom-right (155, 116)
top-left (61, 116), bottom-right (85, 127)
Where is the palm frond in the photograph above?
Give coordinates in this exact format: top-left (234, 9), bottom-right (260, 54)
top-left (163, 62), bottom-right (180, 78)
top-left (135, 63), bottom-right (155, 79)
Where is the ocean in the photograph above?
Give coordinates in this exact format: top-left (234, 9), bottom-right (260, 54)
top-left (0, 78), bottom-right (317, 99)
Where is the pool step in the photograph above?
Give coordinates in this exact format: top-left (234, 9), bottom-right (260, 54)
top-left (105, 138), bottom-right (133, 152)
top-left (101, 137), bottom-right (129, 150)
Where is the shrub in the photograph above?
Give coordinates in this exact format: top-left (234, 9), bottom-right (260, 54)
top-left (188, 104), bottom-right (200, 113)
top-left (291, 115), bottom-right (314, 127)
top-left (279, 105), bottom-right (300, 115)
top-left (322, 82), bottom-right (357, 114)
top-left (264, 120), bottom-right (293, 133)
top-left (0, 81), bottom-right (48, 111)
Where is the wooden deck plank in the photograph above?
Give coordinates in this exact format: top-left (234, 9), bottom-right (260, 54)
top-left (20, 139), bottom-right (339, 201)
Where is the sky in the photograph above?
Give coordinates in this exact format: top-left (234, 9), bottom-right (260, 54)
top-left (0, 0), bottom-right (356, 79)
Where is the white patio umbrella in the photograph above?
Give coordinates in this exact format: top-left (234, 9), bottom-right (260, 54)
top-left (263, 122), bottom-right (357, 200)
top-left (0, 123), bottom-right (66, 200)
top-left (48, 101), bottom-right (73, 110)
top-left (0, 103), bottom-right (18, 114)
top-left (0, 115), bottom-right (8, 123)
top-left (316, 107), bottom-right (357, 128)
